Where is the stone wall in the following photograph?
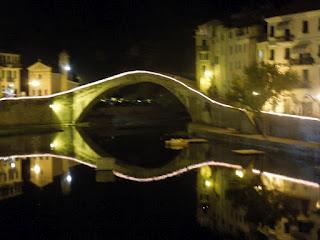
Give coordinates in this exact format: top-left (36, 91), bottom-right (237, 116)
top-left (261, 112), bottom-right (320, 142)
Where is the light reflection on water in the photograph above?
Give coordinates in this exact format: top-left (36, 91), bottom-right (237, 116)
top-left (0, 127), bottom-right (319, 239)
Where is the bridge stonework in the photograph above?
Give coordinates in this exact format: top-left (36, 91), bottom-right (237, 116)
top-left (0, 71), bottom-right (257, 134)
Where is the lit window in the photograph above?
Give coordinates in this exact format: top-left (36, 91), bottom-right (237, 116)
top-left (258, 50), bottom-right (264, 61)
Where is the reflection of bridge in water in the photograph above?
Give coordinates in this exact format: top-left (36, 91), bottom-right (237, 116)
top-left (0, 127), bottom-right (318, 188)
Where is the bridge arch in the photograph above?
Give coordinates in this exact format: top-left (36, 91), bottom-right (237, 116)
top-left (0, 71), bottom-right (257, 134)
top-left (63, 71), bottom-right (255, 133)
top-left (75, 81), bottom-right (191, 124)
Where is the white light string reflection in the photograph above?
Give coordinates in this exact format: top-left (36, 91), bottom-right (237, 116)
top-left (0, 154), bottom-right (318, 188)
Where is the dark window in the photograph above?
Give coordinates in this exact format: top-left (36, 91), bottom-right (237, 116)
top-left (202, 39), bottom-right (207, 47)
top-left (270, 26), bottom-right (274, 37)
top-left (284, 223), bottom-right (290, 233)
top-left (202, 65), bottom-right (206, 72)
top-left (303, 69), bottom-right (309, 87)
top-left (285, 48), bottom-right (290, 59)
top-left (303, 20), bottom-right (309, 33)
top-left (214, 56), bottom-right (219, 64)
top-left (285, 29), bottom-right (291, 40)
top-left (270, 49), bottom-right (275, 60)
top-left (38, 89), bottom-right (42, 96)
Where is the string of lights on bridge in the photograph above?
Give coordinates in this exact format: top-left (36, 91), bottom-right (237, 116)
top-left (0, 70), bottom-right (319, 122)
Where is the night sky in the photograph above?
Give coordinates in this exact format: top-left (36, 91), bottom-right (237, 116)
top-left (0, 0), bottom-right (295, 82)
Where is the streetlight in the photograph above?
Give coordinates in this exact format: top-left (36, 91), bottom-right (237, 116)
top-left (29, 80), bottom-right (40, 87)
top-left (252, 91), bottom-right (260, 96)
top-left (63, 64), bottom-right (71, 72)
top-left (204, 69), bottom-right (213, 78)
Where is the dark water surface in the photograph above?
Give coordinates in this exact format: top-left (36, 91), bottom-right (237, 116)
top-left (0, 126), bottom-right (319, 239)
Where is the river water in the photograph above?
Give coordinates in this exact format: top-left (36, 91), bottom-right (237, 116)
top-left (0, 126), bottom-right (319, 239)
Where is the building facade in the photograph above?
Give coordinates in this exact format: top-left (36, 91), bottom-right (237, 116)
top-left (0, 52), bottom-right (22, 97)
top-left (195, 19), bottom-right (263, 96)
top-left (28, 51), bottom-right (78, 96)
top-left (258, 9), bottom-right (320, 117)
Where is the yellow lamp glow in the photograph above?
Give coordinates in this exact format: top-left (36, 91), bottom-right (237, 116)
top-left (49, 103), bottom-right (60, 112)
top-left (29, 80), bottom-right (40, 87)
top-left (33, 164), bottom-right (41, 175)
top-left (204, 179), bottom-right (213, 188)
top-left (252, 91), bottom-right (260, 96)
top-left (204, 70), bottom-right (213, 78)
top-left (10, 162), bottom-right (15, 169)
top-left (235, 169), bottom-right (244, 178)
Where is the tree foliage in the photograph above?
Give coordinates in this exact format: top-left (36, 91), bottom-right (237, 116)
top-left (226, 63), bottom-right (299, 111)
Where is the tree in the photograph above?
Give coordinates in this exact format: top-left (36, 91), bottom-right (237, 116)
top-left (226, 63), bottom-right (299, 111)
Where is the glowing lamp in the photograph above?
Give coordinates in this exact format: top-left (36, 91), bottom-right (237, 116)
top-left (316, 94), bottom-right (320, 101)
top-left (204, 70), bottom-right (213, 78)
top-left (49, 103), bottom-right (60, 112)
top-left (63, 64), bottom-right (71, 71)
top-left (33, 164), bottom-right (41, 175)
top-left (204, 179), bottom-right (213, 188)
top-left (66, 174), bottom-right (72, 183)
top-left (252, 91), bottom-right (260, 96)
top-left (50, 143), bottom-right (55, 150)
top-left (235, 169), bottom-right (244, 178)
top-left (29, 80), bottom-right (40, 87)
top-left (10, 162), bottom-right (16, 169)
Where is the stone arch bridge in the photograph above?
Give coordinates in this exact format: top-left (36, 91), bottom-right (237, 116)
top-left (0, 71), bottom-right (256, 134)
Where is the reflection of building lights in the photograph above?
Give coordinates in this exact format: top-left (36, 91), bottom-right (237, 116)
top-left (29, 80), bottom-right (40, 87)
top-left (200, 166), bottom-right (212, 178)
top-left (252, 91), bottom-right (260, 96)
top-left (49, 103), bottom-right (60, 111)
top-left (204, 179), bottom-right (213, 188)
top-left (204, 70), bottom-right (213, 78)
top-left (33, 164), bottom-right (41, 175)
top-left (10, 162), bottom-right (16, 169)
top-left (316, 201), bottom-right (320, 209)
top-left (235, 169), bottom-right (244, 178)
top-left (66, 174), bottom-right (72, 183)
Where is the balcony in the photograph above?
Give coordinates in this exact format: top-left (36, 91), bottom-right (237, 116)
top-left (289, 56), bottom-right (314, 65)
top-left (0, 61), bottom-right (21, 68)
top-left (196, 45), bottom-right (209, 51)
top-left (275, 34), bottom-right (294, 42)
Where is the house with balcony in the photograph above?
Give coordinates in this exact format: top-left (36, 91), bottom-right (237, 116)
top-left (0, 52), bottom-right (22, 97)
top-left (195, 14), bottom-right (264, 97)
top-left (257, 8), bottom-right (320, 117)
